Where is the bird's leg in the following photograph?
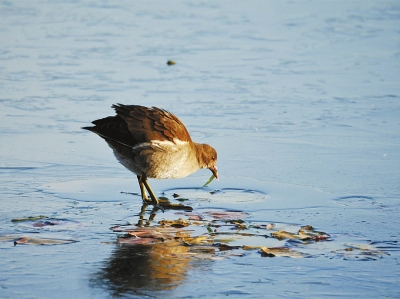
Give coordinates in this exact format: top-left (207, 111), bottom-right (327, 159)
top-left (137, 175), bottom-right (150, 204)
top-left (142, 175), bottom-right (164, 212)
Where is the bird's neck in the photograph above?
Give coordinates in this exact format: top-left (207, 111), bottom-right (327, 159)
top-left (193, 142), bottom-right (207, 169)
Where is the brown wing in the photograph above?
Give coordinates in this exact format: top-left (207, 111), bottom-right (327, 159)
top-left (112, 104), bottom-right (192, 143)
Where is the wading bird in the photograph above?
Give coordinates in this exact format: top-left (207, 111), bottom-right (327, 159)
top-left (83, 104), bottom-right (218, 210)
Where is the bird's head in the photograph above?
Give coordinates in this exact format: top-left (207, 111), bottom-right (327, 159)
top-left (197, 143), bottom-right (218, 179)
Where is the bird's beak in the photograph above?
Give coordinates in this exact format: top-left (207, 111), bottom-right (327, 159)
top-left (209, 165), bottom-right (219, 180)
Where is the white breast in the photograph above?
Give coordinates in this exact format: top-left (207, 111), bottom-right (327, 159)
top-left (134, 138), bottom-right (200, 179)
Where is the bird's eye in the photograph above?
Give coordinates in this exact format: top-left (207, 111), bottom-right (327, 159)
top-left (212, 156), bottom-right (215, 160)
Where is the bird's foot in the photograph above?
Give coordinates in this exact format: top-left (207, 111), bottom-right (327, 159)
top-left (141, 199), bottom-right (165, 212)
top-left (154, 204), bottom-right (165, 212)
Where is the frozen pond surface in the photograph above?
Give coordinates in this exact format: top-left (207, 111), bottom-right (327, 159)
top-left (1, 1), bottom-right (400, 298)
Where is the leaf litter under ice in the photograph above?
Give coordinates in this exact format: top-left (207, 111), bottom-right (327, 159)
top-left (111, 210), bottom-right (333, 259)
top-left (3, 216), bottom-right (80, 246)
top-left (110, 207), bottom-right (391, 261)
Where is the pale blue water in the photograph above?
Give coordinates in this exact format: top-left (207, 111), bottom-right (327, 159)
top-left (1, 1), bottom-right (399, 298)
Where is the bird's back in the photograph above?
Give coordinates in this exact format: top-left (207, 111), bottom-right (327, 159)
top-left (82, 104), bottom-right (200, 178)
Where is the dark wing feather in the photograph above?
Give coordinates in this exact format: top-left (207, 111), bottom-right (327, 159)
top-left (82, 115), bottom-right (136, 147)
top-left (112, 104), bottom-right (192, 143)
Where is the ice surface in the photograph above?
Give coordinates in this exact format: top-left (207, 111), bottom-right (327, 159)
top-left (1, 1), bottom-right (399, 298)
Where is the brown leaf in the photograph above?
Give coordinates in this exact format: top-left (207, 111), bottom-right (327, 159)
top-left (215, 243), bottom-right (241, 251)
top-left (205, 211), bottom-right (249, 220)
top-left (260, 246), bottom-right (305, 258)
top-left (242, 245), bottom-right (262, 250)
top-left (271, 230), bottom-right (311, 240)
top-left (188, 215), bottom-right (203, 221)
top-left (158, 218), bottom-right (190, 228)
top-left (298, 225), bottom-right (328, 237)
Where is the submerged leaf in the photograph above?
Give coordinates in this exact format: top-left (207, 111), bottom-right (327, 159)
top-left (331, 243), bottom-right (388, 260)
top-left (127, 230), bottom-right (176, 240)
top-left (176, 197), bottom-right (189, 202)
top-left (231, 221), bottom-right (247, 230)
top-left (298, 225), bottom-right (328, 237)
top-left (260, 246), bottom-right (305, 258)
top-left (11, 215), bottom-right (47, 222)
top-left (213, 243), bottom-right (240, 251)
top-left (158, 218), bottom-right (190, 228)
top-left (32, 221), bottom-right (56, 227)
top-left (205, 211), bottom-right (249, 220)
top-left (271, 230), bottom-right (312, 241)
top-left (188, 214), bottom-right (203, 221)
top-left (188, 246), bottom-right (216, 254)
top-left (243, 245), bottom-right (263, 250)
top-left (118, 237), bottom-right (157, 245)
top-left (13, 236), bottom-right (76, 246)
top-left (0, 235), bottom-right (20, 242)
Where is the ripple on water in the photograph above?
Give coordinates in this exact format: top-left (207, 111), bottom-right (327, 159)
top-left (41, 176), bottom-right (332, 212)
top-left (333, 195), bottom-right (376, 208)
top-left (163, 187), bottom-right (267, 204)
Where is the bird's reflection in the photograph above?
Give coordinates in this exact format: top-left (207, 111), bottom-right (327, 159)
top-left (91, 204), bottom-right (196, 297)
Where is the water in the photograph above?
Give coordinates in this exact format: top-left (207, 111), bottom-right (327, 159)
top-left (1, 1), bottom-right (399, 298)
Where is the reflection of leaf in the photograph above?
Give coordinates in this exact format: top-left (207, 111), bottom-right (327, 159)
top-left (201, 174), bottom-right (215, 188)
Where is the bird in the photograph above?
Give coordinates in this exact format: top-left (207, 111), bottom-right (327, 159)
top-left (82, 104), bottom-right (218, 210)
